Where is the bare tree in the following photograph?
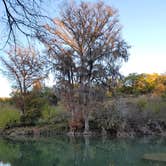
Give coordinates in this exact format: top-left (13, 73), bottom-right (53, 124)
top-left (0, 0), bottom-right (51, 48)
top-left (0, 46), bottom-right (47, 114)
top-left (38, 1), bottom-right (129, 134)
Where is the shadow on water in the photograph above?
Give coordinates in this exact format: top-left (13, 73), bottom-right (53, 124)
top-left (0, 136), bottom-right (166, 166)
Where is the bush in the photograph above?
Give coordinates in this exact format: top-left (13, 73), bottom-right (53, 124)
top-left (11, 88), bottom-right (59, 125)
top-left (42, 103), bottom-right (66, 121)
top-left (19, 91), bottom-right (49, 125)
top-left (20, 108), bottom-right (42, 126)
top-left (37, 103), bottom-right (69, 132)
top-left (90, 104), bottom-right (122, 133)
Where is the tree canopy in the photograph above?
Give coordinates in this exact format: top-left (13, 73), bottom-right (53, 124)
top-left (120, 73), bottom-right (166, 95)
top-left (38, 1), bottom-right (129, 133)
top-left (0, 46), bottom-right (47, 113)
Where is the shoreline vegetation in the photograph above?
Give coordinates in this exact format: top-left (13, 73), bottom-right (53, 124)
top-left (0, 82), bottom-right (166, 139)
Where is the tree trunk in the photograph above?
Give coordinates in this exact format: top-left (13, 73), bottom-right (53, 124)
top-left (67, 109), bottom-right (75, 136)
top-left (20, 95), bottom-right (25, 115)
top-left (84, 114), bottom-right (89, 134)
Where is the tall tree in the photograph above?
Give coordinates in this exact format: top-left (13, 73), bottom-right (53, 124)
top-left (38, 1), bottom-right (129, 134)
top-left (0, 46), bottom-right (47, 114)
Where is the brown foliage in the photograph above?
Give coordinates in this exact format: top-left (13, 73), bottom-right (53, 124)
top-left (0, 46), bottom-right (47, 113)
top-left (38, 1), bottom-right (129, 132)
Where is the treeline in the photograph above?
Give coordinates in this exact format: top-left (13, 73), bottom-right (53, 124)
top-left (118, 73), bottom-right (166, 96)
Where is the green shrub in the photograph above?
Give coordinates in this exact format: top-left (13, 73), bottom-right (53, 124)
top-left (38, 103), bottom-right (69, 131)
top-left (52, 112), bottom-right (69, 131)
top-left (20, 108), bottom-right (42, 125)
top-left (19, 91), bottom-right (49, 125)
top-left (42, 103), bottom-right (66, 121)
top-left (42, 105), bottom-right (57, 121)
top-left (90, 104), bottom-right (122, 132)
top-left (11, 89), bottom-right (59, 125)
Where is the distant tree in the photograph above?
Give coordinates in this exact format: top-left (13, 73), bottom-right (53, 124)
top-left (120, 73), bottom-right (151, 94)
top-left (153, 74), bottom-right (166, 95)
top-left (120, 73), bottom-right (166, 95)
top-left (0, 46), bottom-right (47, 114)
top-left (38, 1), bottom-right (129, 133)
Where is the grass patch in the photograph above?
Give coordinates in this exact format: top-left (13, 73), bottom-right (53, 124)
top-left (0, 103), bottom-right (20, 128)
top-left (42, 102), bottom-right (66, 121)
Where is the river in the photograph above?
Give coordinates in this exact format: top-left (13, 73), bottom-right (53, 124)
top-left (0, 136), bottom-right (165, 166)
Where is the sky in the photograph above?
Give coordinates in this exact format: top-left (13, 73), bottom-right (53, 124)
top-left (109, 0), bottom-right (166, 75)
top-left (0, 0), bottom-right (166, 97)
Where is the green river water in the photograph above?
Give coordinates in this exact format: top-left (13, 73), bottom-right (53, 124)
top-left (0, 136), bottom-right (166, 166)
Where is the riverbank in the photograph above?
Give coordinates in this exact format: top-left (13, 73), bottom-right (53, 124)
top-left (1, 118), bottom-right (166, 140)
top-left (1, 95), bottom-right (166, 140)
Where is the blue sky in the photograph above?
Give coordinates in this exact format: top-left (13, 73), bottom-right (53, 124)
top-left (108, 0), bottom-right (166, 75)
top-left (0, 0), bottom-right (166, 97)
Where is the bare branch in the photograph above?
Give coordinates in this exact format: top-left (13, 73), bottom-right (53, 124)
top-left (1, 0), bottom-right (51, 49)
top-left (38, 1), bottom-right (130, 133)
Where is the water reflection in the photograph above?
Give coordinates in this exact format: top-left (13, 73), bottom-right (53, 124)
top-left (0, 161), bottom-right (11, 166)
top-left (0, 136), bottom-right (165, 166)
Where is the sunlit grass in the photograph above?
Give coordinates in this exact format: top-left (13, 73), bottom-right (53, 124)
top-left (42, 102), bottom-right (66, 121)
top-left (0, 103), bottom-right (20, 128)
